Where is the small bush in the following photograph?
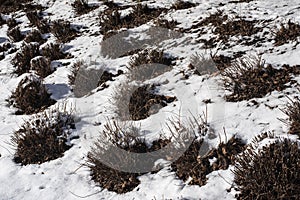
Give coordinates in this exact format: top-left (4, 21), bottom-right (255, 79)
top-left (281, 98), bottom-right (300, 138)
top-left (171, 122), bottom-right (245, 187)
top-left (51, 20), bottom-right (78, 43)
top-left (274, 20), bottom-right (300, 46)
top-left (12, 43), bottom-right (40, 76)
top-left (222, 55), bottom-right (300, 101)
top-left (171, 0), bottom-right (197, 10)
top-left (6, 18), bottom-right (19, 29)
top-left (113, 83), bottom-right (176, 120)
top-left (8, 74), bottom-right (56, 114)
top-left (24, 29), bottom-right (45, 44)
top-left (7, 26), bottom-right (24, 42)
top-left (233, 138), bottom-right (300, 199)
top-left (100, 4), bottom-right (165, 38)
top-left (0, 0), bottom-right (32, 14)
top-left (41, 43), bottom-right (69, 60)
top-left (26, 11), bottom-right (42, 27)
top-left (72, 0), bottom-right (98, 15)
top-left (69, 60), bottom-right (123, 97)
top-left (11, 108), bottom-right (76, 165)
top-left (30, 56), bottom-right (53, 78)
top-left (86, 120), bottom-right (170, 193)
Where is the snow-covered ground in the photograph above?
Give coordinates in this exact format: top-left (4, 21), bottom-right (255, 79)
top-left (0, 0), bottom-right (299, 199)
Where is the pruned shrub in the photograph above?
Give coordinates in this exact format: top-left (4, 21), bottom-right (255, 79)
top-left (281, 97), bottom-right (300, 138)
top-left (11, 108), bottom-right (76, 165)
top-left (86, 120), bottom-right (170, 193)
top-left (41, 43), bottom-right (69, 60)
top-left (274, 20), bottom-right (300, 46)
top-left (72, 0), bottom-right (98, 15)
top-left (51, 20), bottom-right (78, 43)
top-left (221, 55), bottom-right (300, 101)
top-left (7, 26), bottom-right (24, 42)
top-left (8, 74), bottom-right (56, 114)
top-left (113, 83), bottom-right (176, 120)
top-left (24, 29), bottom-right (45, 44)
top-left (12, 43), bottom-right (40, 76)
top-left (233, 138), bottom-right (300, 199)
top-left (30, 56), bottom-right (53, 78)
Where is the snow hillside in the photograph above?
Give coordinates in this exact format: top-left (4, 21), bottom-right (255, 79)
top-left (0, 0), bottom-right (299, 199)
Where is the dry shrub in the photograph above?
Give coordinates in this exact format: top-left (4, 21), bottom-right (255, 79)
top-left (222, 55), bottom-right (300, 101)
top-left (24, 29), bottom-right (45, 44)
top-left (155, 18), bottom-right (179, 30)
top-left (233, 138), bottom-right (300, 199)
top-left (281, 97), bottom-right (300, 138)
top-left (0, 14), bottom-right (5, 26)
top-left (0, 0), bottom-right (32, 14)
top-left (30, 56), bottom-right (53, 78)
top-left (0, 42), bottom-right (12, 52)
top-left (113, 83), bottom-right (176, 121)
top-left (68, 61), bottom-right (123, 96)
top-left (11, 108), bottom-right (76, 165)
top-left (86, 120), bottom-right (170, 193)
top-left (26, 11), bottom-right (42, 26)
top-left (12, 43), bottom-right (40, 76)
top-left (51, 20), bottom-right (78, 43)
top-left (128, 49), bottom-right (174, 81)
top-left (72, 0), bottom-right (98, 15)
top-left (8, 74), bottom-right (56, 115)
top-left (171, 0), bottom-right (197, 10)
top-left (41, 43), bottom-right (69, 61)
top-left (214, 18), bottom-right (261, 40)
top-left (274, 20), bottom-right (300, 46)
top-left (185, 10), bottom-right (227, 32)
top-left (7, 26), bottom-right (24, 42)
top-left (100, 4), bottom-right (165, 38)
top-left (171, 125), bottom-right (245, 186)
top-left (6, 18), bottom-right (19, 29)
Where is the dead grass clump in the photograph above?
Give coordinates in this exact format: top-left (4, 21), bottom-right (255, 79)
top-left (51, 20), bottom-right (78, 43)
top-left (24, 29), bottom-right (45, 44)
top-left (171, 0), bottom-right (197, 10)
top-left (222, 56), bottom-right (300, 101)
top-left (86, 121), bottom-right (170, 193)
top-left (8, 74), bottom-right (56, 115)
top-left (30, 56), bottom-right (53, 78)
top-left (72, 0), bottom-right (98, 15)
top-left (11, 108), bottom-right (76, 165)
top-left (233, 138), bottom-right (300, 200)
top-left (274, 20), bottom-right (300, 46)
top-left (8, 26), bottom-right (24, 42)
top-left (172, 135), bottom-right (245, 186)
top-left (41, 43), bottom-right (69, 60)
top-left (12, 43), bottom-right (40, 76)
top-left (155, 18), bottom-right (179, 30)
top-left (281, 98), bottom-right (300, 138)
top-left (100, 4), bottom-right (165, 37)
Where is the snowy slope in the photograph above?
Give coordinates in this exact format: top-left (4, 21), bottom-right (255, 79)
top-left (0, 0), bottom-right (299, 199)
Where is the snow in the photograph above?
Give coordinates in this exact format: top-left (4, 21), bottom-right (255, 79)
top-left (0, 0), bottom-right (300, 199)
